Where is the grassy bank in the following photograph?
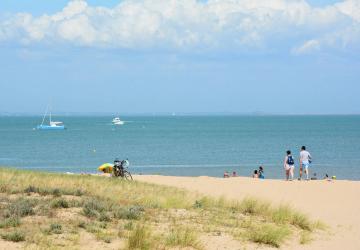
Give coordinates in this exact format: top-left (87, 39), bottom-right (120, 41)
top-left (0, 168), bottom-right (324, 249)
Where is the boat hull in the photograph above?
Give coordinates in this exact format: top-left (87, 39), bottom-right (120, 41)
top-left (112, 122), bottom-right (124, 125)
top-left (37, 125), bottom-right (65, 130)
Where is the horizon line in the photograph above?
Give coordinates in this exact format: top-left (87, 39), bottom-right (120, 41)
top-left (1, 111), bottom-right (360, 117)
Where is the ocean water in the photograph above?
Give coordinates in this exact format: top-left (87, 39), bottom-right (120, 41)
top-left (0, 115), bottom-right (360, 180)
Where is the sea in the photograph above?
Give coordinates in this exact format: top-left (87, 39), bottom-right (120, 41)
top-left (1, 115), bottom-right (360, 180)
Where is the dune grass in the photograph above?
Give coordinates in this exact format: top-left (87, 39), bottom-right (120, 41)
top-left (165, 226), bottom-right (202, 249)
top-left (0, 168), bottom-right (322, 249)
top-left (247, 224), bottom-right (290, 247)
top-left (299, 231), bottom-right (312, 245)
top-left (127, 225), bottom-right (153, 250)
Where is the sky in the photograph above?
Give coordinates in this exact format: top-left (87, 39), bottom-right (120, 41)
top-left (0, 0), bottom-right (359, 115)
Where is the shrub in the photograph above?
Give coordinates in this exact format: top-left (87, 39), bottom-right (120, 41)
top-left (0, 184), bottom-right (10, 193)
top-left (0, 217), bottom-right (21, 228)
top-left (99, 212), bottom-right (111, 222)
top-left (68, 199), bottom-right (84, 207)
top-left (75, 189), bottom-right (85, 196)
top-left (193, 200), bottom-right (203, 209)
top-left (2, 231), bottom-right (25, 242)
top-left (99, 222), bottom-right (107, 229)
top-left (37, 188), bottom-right (63, 196)
top-left (51, 188), bottom-right (62, 197)
top-left (5, 198), bottom-right (36, 217)
top-left (50, 198), bottom-right (69, 209)
top-left (124, 221), bottom-right (133, 230)
top-left (24, 186), bottom-right (39, 193)
top-left (82, 198), bottom-right (107, 218)
top-left (49, 223), bottom-right (63, 234)
top-left (85, 223), bottom-right (101, 234)
top-left (83, 207), bottom-right (98, 218)
top-left (96, 231), bottom-right (114, 243)
top-left (77, 221), bottom-right (87, 229)
top-left (114, 205), bottom-right (144, 220)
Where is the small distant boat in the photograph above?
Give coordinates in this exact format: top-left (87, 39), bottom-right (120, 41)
top-left (37, 106), bottom-right (65, 130)
top-left (112, 117), bottom-right (124, 125)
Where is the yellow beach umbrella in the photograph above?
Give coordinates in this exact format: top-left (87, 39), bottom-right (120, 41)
top-left (98, 163), bottom-right (114, 173)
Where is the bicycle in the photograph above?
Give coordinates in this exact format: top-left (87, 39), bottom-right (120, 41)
top-left (113, 166), bottom-right (133, 180)
top-left (113, 159), bottom-right (133, 180)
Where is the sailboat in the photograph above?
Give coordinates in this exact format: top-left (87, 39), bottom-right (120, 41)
top-left (37, 106), bottom-right (65, 130)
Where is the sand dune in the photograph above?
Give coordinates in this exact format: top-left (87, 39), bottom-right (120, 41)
top-left (135, 175), bottom-right (360, 249)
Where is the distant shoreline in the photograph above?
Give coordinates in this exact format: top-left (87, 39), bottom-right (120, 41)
top-left (1, 113), bottom-right (360, 117)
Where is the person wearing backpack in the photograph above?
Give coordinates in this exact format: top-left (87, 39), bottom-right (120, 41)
top-left (284, 150), bottom-right (295, 181)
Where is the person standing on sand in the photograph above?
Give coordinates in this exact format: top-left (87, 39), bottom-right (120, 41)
top-left (258, 166), bottom-right (265, 179)
top-left (299, 146), bottom-right (312, 180)
top-left (284, 150), bottom-right (295, 181)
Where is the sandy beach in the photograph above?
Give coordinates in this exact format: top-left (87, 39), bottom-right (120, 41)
top-left (0, 168), bottom-right (359, 249)
top-left (135, 175), bottom-right (360, 250)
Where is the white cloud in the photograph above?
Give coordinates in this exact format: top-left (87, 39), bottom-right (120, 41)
top-left (0, 0), bottom-right (359, 54)
top-left (292, 39), bottom-right (320, 54)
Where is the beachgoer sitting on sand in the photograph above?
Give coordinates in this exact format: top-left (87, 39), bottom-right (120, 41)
top-left (311, 173), bottom-right (317, 180)
top-left (252, 170), bottom-right (259, 178)
top-left (259, 166), bottom-right (265, 179)
top-left (284, 150), bottom-right (295, 181)
top-left (224, 171), bottom-right (230, 178)
top-left (232, 171), bottom-right (237, 177)
top-left (324, 174), bottom-right (331, 181)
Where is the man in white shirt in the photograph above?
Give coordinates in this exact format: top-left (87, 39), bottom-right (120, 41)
top-left (299, 146), bottom-right (312, 180)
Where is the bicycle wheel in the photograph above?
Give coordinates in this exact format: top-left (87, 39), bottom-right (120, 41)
top-left (124, 171), bottom-right (133, 180)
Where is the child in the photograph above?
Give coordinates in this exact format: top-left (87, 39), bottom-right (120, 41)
top-left (253, 170), bottom-right (259, 178)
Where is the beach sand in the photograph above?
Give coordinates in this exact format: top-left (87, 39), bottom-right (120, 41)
top-left (135, 175), bottom-right (360, 250)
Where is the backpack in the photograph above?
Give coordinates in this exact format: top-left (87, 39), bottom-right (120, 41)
top-left (287, 156), bottom-right (294, 165)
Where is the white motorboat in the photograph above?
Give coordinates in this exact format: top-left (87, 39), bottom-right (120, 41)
top-left (112, 117), bottom-right (124, 125)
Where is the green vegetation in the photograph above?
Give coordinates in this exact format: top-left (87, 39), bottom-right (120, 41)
top-left (1, 231), bottom-right (25, 242)
top-left (113, 205), bottom-right (144, 220)
top-left (0, 217), bottom-right (20, 228)
top-left (3, 198), bottom-right (36, 217)
top-left (50, 198), bottom-right (69, 208)
top-left (247, 224), bottom-right (290, 247)
top-left (166, 227), bottom-right (202, 249)
top-left (127, 225), bottom-right (153, 249)
top-left (299, 231), bottom-right (312, 245)
top-left (0, 168), bottom-right (323, 249)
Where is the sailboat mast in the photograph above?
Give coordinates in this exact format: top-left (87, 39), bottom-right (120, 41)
top-left (41, 106), bottom-right (48, 125)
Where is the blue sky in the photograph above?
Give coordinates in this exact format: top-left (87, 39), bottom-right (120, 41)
top-left (0, 0), bottom-right (359, 114)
